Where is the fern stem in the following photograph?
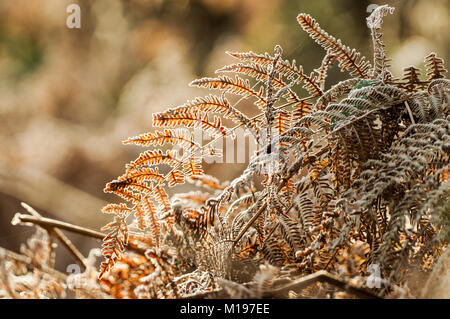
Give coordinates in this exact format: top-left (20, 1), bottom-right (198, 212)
top-left (268, 270), bottom-right (381, 298)
top-left (12, 214), bottom-right (146, 255)
top-left (404, 100), bottom-right (416, 125)
top-left (20, 203), bottom-right (88, 270)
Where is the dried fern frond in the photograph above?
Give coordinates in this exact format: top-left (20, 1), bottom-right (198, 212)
top-left (103, 181), bottom-right (142, 204)
top-left (99, 213), bottom-right (129, 279)
top-left (217, 63), bottom-right (286, 89)
top-left (166, 95), bottom-right (250, 126)
top-left (102, 203), bottom-right (132, 215)
top-left (190, 75), bottom-right (267, 110)
top-left (366, 5), bottom-right (395, 81)
top-left (402, 66), bottom-right (424, 93)
top-left (141, 196), bottom-right (161, 246)
top-left (425, 52), bottom-right (448, 81)
top-left (153, 112), bottom-right (230, 138)
top-left (297, 14), bottom-right (371, 78)
top-left (226, 51), bottom-right (323, 96)
top-left (124, 129), bottom-right (200, 151)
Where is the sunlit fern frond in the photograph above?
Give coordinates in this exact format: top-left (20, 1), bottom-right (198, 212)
top-left (297, 14), bottom-right (372, 78)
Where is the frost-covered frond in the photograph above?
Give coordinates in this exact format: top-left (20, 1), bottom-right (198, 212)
top-left (297, 14), bottom-right (371, 78)
top-left (366, 5), bottom-right (395, 81)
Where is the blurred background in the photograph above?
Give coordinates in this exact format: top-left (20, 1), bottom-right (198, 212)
top-left (0, 0), bottom-right (449, 273)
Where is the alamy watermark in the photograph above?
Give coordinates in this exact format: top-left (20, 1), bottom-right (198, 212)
top-left (65, 249), bottom-right (102, 289)
top-left (165, 126), bottom-right (282, 175)
top-left (338, 263), bottom-right (384, 289)
top-left (66, 4), bottom-right (81, 29)
top-left (366, 264), bottom-right (383, 288)
top-left (366, 4), bottom-right (380, 13)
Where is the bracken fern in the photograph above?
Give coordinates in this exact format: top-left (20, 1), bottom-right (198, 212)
top-left (93, 5), bottom-right (449, 298)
